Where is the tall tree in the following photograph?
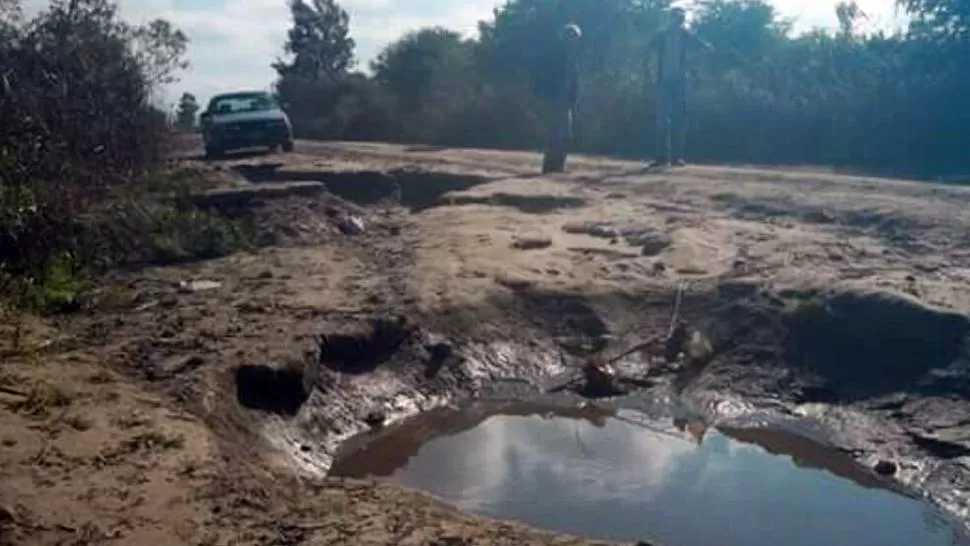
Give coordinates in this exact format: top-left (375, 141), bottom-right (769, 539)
top-left (273, 0), bottom-right (355, 137)
top-left (174, 92), bottom-right (199, 131)
top-left (899, 0), bottom-right (970, 41)
top-left (130, 19), bottom-right (189, 86)
top-left (372, 28), bottom-right (473, 111)
top-left (835, 1), bottom-right (864, 39)
top-left (273, 0), bottom-right (354, 83)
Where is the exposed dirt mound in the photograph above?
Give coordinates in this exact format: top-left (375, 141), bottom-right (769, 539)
top-left (784, 291), bottom-right (970, 399)
top-left (249, 193), bottom-right (367, 246)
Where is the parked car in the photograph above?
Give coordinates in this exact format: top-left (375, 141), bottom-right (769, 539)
top-left (200, 90), bottom-right (294, 158)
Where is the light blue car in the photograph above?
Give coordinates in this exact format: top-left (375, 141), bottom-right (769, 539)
top-left (200, 90), bottom-right (294, 158)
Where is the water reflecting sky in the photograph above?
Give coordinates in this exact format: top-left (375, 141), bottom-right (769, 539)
top-left (364, 413), bottom-right (966, 546)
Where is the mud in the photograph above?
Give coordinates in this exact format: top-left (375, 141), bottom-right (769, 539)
top-left (8, 141), bottom-right (970, 546)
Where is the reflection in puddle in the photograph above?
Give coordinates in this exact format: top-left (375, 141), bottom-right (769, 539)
top-left (330, 403), bottom-right (968, 546)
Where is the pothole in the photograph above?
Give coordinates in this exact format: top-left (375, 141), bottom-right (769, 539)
top-left (445, 193), bottom-right (586, 214)
top-left (783, 291), bottom-right (970, 399)
top-left (330, 402), bottom-right (969, 546)
top-left (233, 166), bottom-right (491, 212)
top-left (235, 363), bottom-right (311, 416)
top-left (318, 315), bottom-right (416, 375)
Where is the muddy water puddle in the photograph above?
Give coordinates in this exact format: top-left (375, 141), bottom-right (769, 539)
top-left (331, 403), bottom-right (968, 546)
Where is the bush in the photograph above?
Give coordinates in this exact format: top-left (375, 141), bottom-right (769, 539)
top-left (0, 0), bottom-right (189, 307)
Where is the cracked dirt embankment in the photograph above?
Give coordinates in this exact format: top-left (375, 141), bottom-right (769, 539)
top-left (4, 141), bottom-right (970, 545)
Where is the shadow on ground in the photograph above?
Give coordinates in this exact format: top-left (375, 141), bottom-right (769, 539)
top-left (444, 193), bottom-right (587, 214)
top-left (233, 166), bottom-right (492, 212)
top-left (235, 364), bottom-right (310, 416)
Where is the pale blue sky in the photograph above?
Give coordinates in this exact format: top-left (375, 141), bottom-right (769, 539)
top-left (24, 0), bottom-right (903, 110)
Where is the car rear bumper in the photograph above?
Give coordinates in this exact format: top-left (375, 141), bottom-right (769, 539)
top-left (205, 126), bottom-right (291, 150)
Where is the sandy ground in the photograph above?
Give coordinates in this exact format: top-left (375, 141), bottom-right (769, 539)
top-left (3, 141), bottom-right (970, 545)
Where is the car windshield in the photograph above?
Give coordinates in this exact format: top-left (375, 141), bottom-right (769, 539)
top-left (208, 92), bottom-right (277, 115)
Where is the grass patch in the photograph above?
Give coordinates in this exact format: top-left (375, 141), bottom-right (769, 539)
top-left (120, 431), bottom-right (186, 453)
top-left (10, 383), bottom-right (72, 418)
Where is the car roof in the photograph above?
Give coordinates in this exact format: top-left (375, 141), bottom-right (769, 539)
top-left (210, 91), bottom-right (271, 101)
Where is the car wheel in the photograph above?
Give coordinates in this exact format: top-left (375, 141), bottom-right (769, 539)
top-left (282, 140), bottom-right (295, 153)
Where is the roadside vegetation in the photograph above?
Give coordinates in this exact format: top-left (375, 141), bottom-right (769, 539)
top-left (0, 0), bottom-right (250, 313)
top-left (273, 0), bottom-right (970, 180)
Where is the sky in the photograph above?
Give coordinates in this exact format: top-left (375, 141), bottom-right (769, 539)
top-left (22, 0), bottom-right (904, 110)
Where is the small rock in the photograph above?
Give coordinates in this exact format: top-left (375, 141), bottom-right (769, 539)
top-left (159, 294), bottom-right (179, 308)
top-left (640, 235), bottom-right (673, 257)
top-left (338, 216), bottom-right (366, 235)
top-left (652, 261), bottom-right (667, 274)
top-left (178, 279), bottom-right (222, 294)
top-left (0, 504), bottom-right (15, 525)
top-left (562, 221), bottom-right (619, 239)
top-left (257, 270), bottom-right (274, 280)
top-left (426, 340), bottom-right (454, 361)
top-left (874, 459), bottom-right (898, 476)
top-left (495, 274), bottom-right (533, 290)
top-left (512, 235), bottom-right (553, 250)
top-left (300, 444), bottom-right (312, 453)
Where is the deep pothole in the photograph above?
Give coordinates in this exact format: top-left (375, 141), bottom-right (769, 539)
top-left (234, 165), bottom-right (492, 212)
top-left (233, 286), bottom-right (970, 539)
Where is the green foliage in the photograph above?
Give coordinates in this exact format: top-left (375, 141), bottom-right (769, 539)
top-left (129, 17), bottom-right (190, 86)
top-left (84, 200), bottom-right (254, 268)
top-left (279, 0), bottom-right (970, 180)
top-left (0, 0), bottom-right (190, 308)
top-left (273, 0), bottom-right (356, 137)
top-left (274, 0), bottom-right (354, 82)
top-left (10, 253), bottom-right (84, 314)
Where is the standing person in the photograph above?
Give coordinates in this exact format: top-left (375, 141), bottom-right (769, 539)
top-left (649, 8), bottom-right (711, 167)
top-left (535, 23), bottom-right (582, 174)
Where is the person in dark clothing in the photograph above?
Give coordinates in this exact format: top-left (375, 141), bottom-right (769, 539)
top-left (649, 8), bottom-right (711, 167)
top-left (535, 23), bottom-right (582, 174)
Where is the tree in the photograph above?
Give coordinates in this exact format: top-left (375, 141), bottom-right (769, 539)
top-left (835, 1), bottom-right (864, 39)
top-left (273, 0), bottom-right (354, 83)
top-left (273, 0), bottom-right (355, 137)
top-left (1, 0), bottom-right (189, 286)
top-left (174, 92), bottom-right (199, 132)
top-left (372, 28), bottom-right (474, 111)
top-left (130, 19), bottom-right (189, 86)
top-left (899, 0), bottom-right (970, 41)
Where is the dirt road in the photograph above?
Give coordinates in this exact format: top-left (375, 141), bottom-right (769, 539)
top-left (3, 141), bottom-right (970, 544)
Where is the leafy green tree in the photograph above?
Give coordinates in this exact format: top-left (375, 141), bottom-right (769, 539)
top-left (1, 0), bottom-right (189, 285)
top-left (130, 19), bottom-right (189, 86)
top-left (373, 28), bottom-right (475, 111)
top-left (899, 0), bottom-right (970, 41)
top-left (174, 92), bottom-right (199, 132)
top-left (273, 0), bottom-right (354, 82)
top-left (273, 0), bottom-right (355, 136)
